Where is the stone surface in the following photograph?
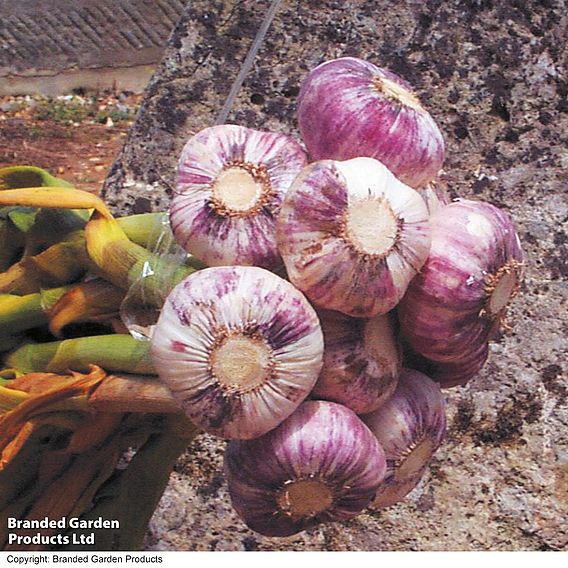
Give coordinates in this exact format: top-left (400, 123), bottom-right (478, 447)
top-left (0, 0), bottom-right (186, 95)
top-left (104, 0), bottom-right (567, 551)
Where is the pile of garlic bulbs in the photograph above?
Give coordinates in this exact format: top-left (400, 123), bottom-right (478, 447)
top-left (149, 57), bottom-right (524, 537)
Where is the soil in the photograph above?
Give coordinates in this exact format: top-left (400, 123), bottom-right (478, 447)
top-left (0, 93), bottom-right (141, 193)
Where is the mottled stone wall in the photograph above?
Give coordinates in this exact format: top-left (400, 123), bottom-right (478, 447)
top-left (103, 0), bottom-right (568, 551)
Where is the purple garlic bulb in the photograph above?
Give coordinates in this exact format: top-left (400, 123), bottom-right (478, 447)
top-left (170, 125), bottom-right (307, 269)
top-left (150, 266), bottom-right (324, 439)
top-left (404, 340), bottom-right (490, 389)
top-left (312, 309), bottom-right (401, 414)
top-left (363, 369), bottom-right (446, 508)
top-left (277, 157), bottom-right (431, 317)
top-left (297, 57), bottom-right (445, 189)
top-left (225, 400), bottom-right (387, 536)
top-left (398, 199), bottom-right (524, 376)
top-left (431, 342), bottom-right (489, 388)
top-left (416, 182), bottom-right (451, 216)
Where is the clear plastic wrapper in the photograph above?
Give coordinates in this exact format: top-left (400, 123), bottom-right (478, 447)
top-left (119, 215), bottom-right (196, 341)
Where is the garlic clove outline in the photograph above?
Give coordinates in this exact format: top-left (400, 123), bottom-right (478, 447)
top-left (398, 199), bottom-right (524, 366)
top-left (170, 124), bottom-right (308, 270)
top-left (150, 266), bottom-right (324, 439)
top-left (362, 368), bottom-right (446, 508)
top-left (297, 57), bottom-right (445, 189)
top-left (312, 309), bottom-right (401, 414)
top-left (224, 400), bottom-right (387, 536)
top-left (277, 157), bottom-right (431, 318)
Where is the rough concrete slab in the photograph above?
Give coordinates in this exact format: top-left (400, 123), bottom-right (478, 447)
top-left (103, 0), bottom-right (568, 551)
top-left (0, 0), bottom-right (186, 94)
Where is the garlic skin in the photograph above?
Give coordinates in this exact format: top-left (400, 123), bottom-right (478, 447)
top-left (312, 309), bottom-right (401, 414)
top-left (362, 368), bottom-right (446, 508)
top-left (431, 341), bottom-right (489, 388)
top-left (404, 340), bottom-right (489, 389)
top-left (150, 266), bottom-right (324, 439)
top-left (297, 57), bottom-right (445, 189)
top-left (225, 400), bottom-right (387, 537)
top-left (417, 182), bottom-right (451, 216)
top-left (170, 125), bottom-right (307, 269)
top-left (398, 199), bottom-right (524, 368)
top-left (277, 157), bottom-right (431, 317)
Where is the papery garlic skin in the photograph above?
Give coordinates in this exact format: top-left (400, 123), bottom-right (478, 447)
top-left (398, 199), bottom-right (524, 367)
top-left (277, 157), bottom-right (431, 317)
top-left (431, 341), bottom-right (489, 388)
top-left (170, 125), bottom-right (307, 269)
top-left (225, 400), bottom-right (387, 537)
top-left (312, 309), bottom-right (401, 414)
top-left (404, 340), bottom-right (489, 389)
top-left (150, 266), bottom-right (324, 439)
top-left (298, 57), bottom-right (445, 189)
top-left (363, 368), bottom-right (446, 508)
top-left (417, 182), bottom-right (451, 216)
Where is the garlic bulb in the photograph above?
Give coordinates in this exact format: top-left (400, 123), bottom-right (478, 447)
top-left (417, 182), bottom-right (451, 216)
top-left (277, 157), bottom-right (431, 317)
top-left (312, 309), bottom-right (401, 414)
top-left (404, 340), bottom-right (489, 389)
top-left (431, 341), bottom-right (489, 388)
top-left (170, 125), bottom-right (307, 269)
top-left (297, 57), bottom-right (445, 189)
top-left (362, 368), bottom-right (446, 508)
top-left (398, 199), bottom-right (524, 369)
top-left (150, 266), bottom-right (324, 439)
top-left (225, 400), bottom-right (387, 536)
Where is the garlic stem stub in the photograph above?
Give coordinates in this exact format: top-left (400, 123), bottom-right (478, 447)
top-left (297, 57), bottom-right (445, 189)
top-left (170, 125), bottom-right (307, 269)
top-left (277, 157), bottom-right (431, 317)
top-left (150, 266), bottom-right (324, 439)
top-left (225, 400), bottom-right (387, 536)
top-left (398, 199), bottom-right (524, 365)
top-left (362, 368), bottom-right (446, 508)
top-left (312, 309), bottom-right (401, 414)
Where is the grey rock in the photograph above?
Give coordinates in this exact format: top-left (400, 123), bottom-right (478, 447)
top-left (104, 0), bottom-right (568, 552)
